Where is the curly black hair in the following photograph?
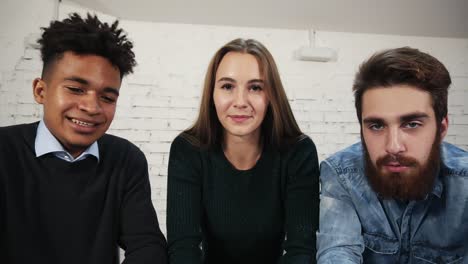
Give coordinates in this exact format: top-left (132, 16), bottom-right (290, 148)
top-left (38, 12), bottom-right (136, 78)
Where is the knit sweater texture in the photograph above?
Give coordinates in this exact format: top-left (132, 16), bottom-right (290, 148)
top-left (167, 134), bottom-right (320, 264)
top-left (0, 122), bottom-right (167, 264)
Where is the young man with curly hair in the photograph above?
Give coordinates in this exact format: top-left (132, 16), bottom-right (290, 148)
top-left (0, 13), bottom-right (167, 263)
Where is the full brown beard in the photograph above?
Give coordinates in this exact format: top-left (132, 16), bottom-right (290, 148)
top-left (363, 133), bottom-right (441, 201)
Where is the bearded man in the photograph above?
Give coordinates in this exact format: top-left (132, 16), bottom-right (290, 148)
top-left (317, 47), bottom-right (467, 264)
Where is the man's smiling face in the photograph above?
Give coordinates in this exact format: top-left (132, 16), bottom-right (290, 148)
top-left (33, 51), bottom-right (121, 157)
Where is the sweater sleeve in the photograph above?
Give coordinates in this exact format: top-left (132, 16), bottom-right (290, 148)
top-left (166, 136), bottom-right (203, 264)
top-left (0, 160), bottom-right (4, 253)
top-left (118, 144), bottom-right (168, 264)
top-left (280, 136), bottom-right (320, 264)
top-left (0, 127), bottom-right (10, 254)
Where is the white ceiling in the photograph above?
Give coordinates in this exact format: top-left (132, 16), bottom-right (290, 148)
top-left (71, 0), bottom-right (468, 38)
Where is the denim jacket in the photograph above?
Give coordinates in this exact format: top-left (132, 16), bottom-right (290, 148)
top-left (317, 142), bottom-right (468, 264)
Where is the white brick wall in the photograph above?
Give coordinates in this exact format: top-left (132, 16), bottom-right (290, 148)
top-left (1, 1), bottom-right (467, 237)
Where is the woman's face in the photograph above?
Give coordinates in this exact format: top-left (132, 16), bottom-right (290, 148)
top-left (213, 51), bottom-right (269, 142)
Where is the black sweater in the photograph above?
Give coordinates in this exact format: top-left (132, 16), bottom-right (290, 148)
top-left (0, 122), bottom-right (167, 264)
top-left (167, 134), bottom-right (320, 264)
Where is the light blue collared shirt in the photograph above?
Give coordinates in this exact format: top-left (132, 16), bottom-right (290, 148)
top-left (35, 120), bottom-right (99, 162)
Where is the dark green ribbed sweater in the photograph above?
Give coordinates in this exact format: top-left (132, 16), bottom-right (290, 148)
top-left (167, 134), bottom-right (319, 264)
top-left (0, 122), bottom-right (167, 264)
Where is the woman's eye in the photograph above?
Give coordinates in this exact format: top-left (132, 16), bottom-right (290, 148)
top-left (221, 83), bottom-right (233, 90)
top-left (249, 85), bottom-right (263, 91)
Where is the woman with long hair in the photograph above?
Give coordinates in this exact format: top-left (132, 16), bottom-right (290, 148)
top-left (167, 38), bottom-right (319, 263)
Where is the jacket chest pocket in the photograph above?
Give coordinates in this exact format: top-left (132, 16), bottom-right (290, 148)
top-left (363, 232), bottom-right (399, 263)
top-left (363, 232), bottom-right (399, 254)
top-left (412, 245), bottom-right (464, 264)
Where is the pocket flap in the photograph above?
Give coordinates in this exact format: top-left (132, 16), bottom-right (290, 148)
top-left (412, 244), bottom-right (463, 264)
top-left (363, 232), bottom-right (399, 254)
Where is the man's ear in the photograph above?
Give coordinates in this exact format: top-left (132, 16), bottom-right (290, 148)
top-left (439, 116), bottom-right (449, 141)
top-left (33, 78), bottom-right (46, 104)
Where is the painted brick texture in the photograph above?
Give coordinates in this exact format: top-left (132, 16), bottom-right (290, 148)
top-left (1, 3), bottom-right (467, 236)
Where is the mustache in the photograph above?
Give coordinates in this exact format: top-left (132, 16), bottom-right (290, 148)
top-left (376, 154), bottom-right (419, 167)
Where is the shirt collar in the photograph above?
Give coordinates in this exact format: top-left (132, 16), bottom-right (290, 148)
top-left (35, 120), bottom-right (99, 162)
